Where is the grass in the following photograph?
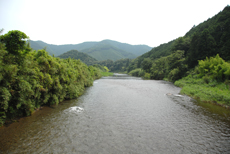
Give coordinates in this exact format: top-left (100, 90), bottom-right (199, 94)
top-left (175, 75), bottom-right (230, 107)
top-left (100, 71), bottom-right (114, 76)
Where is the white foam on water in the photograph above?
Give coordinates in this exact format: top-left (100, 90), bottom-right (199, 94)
top-left (69, 106), bottom-right (84, 113)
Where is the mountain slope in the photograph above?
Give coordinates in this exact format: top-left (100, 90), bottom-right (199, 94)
top-left (29, 40), bottom-right (55, 55)
top-left (99, 39), bottom-right (152, 56)
top-left (58, 50), bottom-right (97, 65)
top-left (81, 42), bottom-right (136, 61)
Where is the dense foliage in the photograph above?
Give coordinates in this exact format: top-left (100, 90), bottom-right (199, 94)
top-left (149, 50), bottom-right (187, 81)
top-left (175, 55), bottom-right (230, 106)
top-left (92, 58), bottom-right (131, 73)
top-left (0, 31), bottom-right (102, 126)
top-left (58, 49), bottom-right (97, 65)
top-left (126, 5), bottom-right (230, 83)
top-left (198, 54), bottom-right (230, 81)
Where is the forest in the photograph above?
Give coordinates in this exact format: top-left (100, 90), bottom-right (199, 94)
top-left (0, 30), bottom-right (104, 126)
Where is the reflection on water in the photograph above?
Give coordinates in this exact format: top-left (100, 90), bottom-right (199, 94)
top-left (0, 75), bottom-right (230, 153)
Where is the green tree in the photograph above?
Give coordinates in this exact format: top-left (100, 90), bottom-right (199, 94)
top-left (0, 30), bottom-right (29, 55)
top-left (198, 29), bottom-right (216, 57)
top-left (104, 66), bottom-right (109, 72)
top-left (141, 58), bottom-right (152, 73)
top-left (171, 37), bottom-right (191, 56)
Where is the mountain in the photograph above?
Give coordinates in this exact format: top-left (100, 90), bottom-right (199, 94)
top-left (96, 39), bottom-right (152, 56)
top-left (29, 39), bottom-right (152, 60)
top-left (80, 41), bottom-right (136, 61)
top-left (29, 40), bottom-right (56, 55)
top-left (58, 50), bottom-right (97, 65)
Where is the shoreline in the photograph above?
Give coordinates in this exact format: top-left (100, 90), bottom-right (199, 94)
top-left (181, 93), bottom-right (230, 110)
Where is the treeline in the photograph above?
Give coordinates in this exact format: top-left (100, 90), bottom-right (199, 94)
top-left (0, 30), bottom-right (102, 126)
top-left (93, 58), bottom-right (131, 72)
top-left (126, 5), bottom-right (230, 82)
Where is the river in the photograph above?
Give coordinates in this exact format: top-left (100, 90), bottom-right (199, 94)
top-left (0, 74), bottom-right (230, 153)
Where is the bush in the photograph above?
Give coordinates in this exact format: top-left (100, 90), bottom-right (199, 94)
top-left (128, 68), bottom-right (144, 77)
top-left (198, 54), bottom-right (230, 81)
top-left (202, 75), bottom-right (211, 84)
top-left (168, 67), bottom-right (180, 82)
top-left (143, 73), bottom-right (151, 79)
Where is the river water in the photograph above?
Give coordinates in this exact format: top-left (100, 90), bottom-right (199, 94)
top-left (0, 74), bottom-right (230, 153)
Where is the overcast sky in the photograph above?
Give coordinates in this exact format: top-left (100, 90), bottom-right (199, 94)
top-left (0, 0), bottom-right (229, 47)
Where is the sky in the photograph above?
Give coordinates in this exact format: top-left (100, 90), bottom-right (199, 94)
top-left (0, 0), bottom-right (229, 47)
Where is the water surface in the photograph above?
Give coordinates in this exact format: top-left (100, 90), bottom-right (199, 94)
top-left (0, 74), bottom-right (230, 153)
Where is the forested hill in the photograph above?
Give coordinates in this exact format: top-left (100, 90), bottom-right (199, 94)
top-left (58, 50), bottom-right (97, 65)
top-left (80, 42), bottom-right (136, 61)
top-left (127, 5), bottom-right (230, 73)
top-left (29, 39), bottom-right (152, 60)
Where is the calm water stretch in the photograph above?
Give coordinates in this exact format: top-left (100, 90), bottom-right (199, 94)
top-left (0, 74), bottom-right (230, 153)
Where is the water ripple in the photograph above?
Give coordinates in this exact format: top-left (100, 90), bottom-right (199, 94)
top-left (0, 77), bottom-right (230, 153)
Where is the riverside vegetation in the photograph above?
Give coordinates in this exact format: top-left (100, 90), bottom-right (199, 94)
top-left (0, 30), bottom-right (109, 126)
top-left (175, 54), bottom-right (230, 107)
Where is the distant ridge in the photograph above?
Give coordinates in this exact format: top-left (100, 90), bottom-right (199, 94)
top-left (80, 41), bottom-right (136, 61)
top-left (29, 39), bottom-right (152, 61)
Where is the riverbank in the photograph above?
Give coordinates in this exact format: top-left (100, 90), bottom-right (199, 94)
top-left (100, 71), bottom-right (114, 76)
top-left (0, 70), bottom-right (114, 128)
top-left (175, 75), bottom-right (230, 109)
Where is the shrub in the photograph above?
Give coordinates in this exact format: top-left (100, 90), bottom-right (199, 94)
top-left (143, 73), bottom-right (151, 79)
top-left (198, 54), bottom-right (230, 81)
top-left (128, 68), bottom-right (144, 77)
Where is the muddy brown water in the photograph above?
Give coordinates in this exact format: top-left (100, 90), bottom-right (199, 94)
top-left (0, 74), bottom-right (230, 153)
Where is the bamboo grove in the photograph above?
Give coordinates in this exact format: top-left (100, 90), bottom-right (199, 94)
top-left (0, 30), bottom-right (102, 126)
